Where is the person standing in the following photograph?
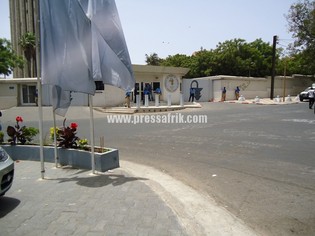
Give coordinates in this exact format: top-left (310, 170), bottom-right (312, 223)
top-left (34, 89), bottom-right (38, 106)
top-left (189, 87), bottom-right (195, 102)
top-left (235, 86), bottom-right (240, 100)
top-left (221, 87), bottom-right (227, 101)
top-left (147, 83), bottom-right (153, 101)
top-left (125, 91), bottom-right (131, 108)
top-left (308, 87), bottom-right (315, 109)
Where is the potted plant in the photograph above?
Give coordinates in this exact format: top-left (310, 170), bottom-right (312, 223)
top-left (1, 117), bottom-right (119, 172)
top-left (6, 116), bottom-right (39, 145)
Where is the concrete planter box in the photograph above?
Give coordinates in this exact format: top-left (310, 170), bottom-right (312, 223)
top-left (1, 144), bottom-right (119, 172)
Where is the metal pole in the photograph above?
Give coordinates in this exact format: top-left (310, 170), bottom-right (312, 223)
top-left (270, 35), bottom-right (277, 100)
top-left (53, 109), bottom-right (58, 167)
top-left (35, 0), bottom-right (45, 179)
top-left (89, 95), bottom-right (95, 174)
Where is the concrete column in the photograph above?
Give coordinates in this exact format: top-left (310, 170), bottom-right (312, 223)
top-left (155, 94), bottom-right (159, 107)
top-left (167, 94), bottom-right (171, 106)
top-left (136, 95), bottom-right (140, 108)
top-left (144, 95), bottom-right (149, 107)
top-left (180, 93), bottom-right (184, 107)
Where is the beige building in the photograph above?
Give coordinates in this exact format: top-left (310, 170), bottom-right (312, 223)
top-left (2, 72), bottom-right (315, 110)
top-left (0, 65), bottom-right (189, 109)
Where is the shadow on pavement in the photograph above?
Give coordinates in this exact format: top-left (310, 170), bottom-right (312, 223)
top-left (0, 197), bottom-right (21, 218)
top-left (46, 173), bottom-right (148, 188)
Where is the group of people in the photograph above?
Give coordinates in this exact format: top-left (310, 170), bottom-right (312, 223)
top-left (190, 86), bottom-right (241, 102)
top-left (125, 84), bottom-right (162, 108)
top-left (221, 86), bottom-right (240, 101)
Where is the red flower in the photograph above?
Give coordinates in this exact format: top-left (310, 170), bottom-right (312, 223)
top-left (16, 116), bottom-right (23, 122)
top-left (70, 123), bottom-right (78, 129)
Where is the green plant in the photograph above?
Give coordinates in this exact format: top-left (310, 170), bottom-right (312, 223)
top-left (22, 127), bottom-right (39, 143)
top-left (56, 119), bottom-right (79, 149)
top-left (7, 116), bottom-right (39, 145)
top-left (50, 127), bottom-right (60, 141)
top-left (0, 131), bottom-right (4, 144)
top-left (78, 138), bottom-right (89, 150)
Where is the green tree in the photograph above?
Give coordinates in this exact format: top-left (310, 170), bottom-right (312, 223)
top-left (161, 54), bottom-right (195, 77)
top-left (145, 53), bottom-right (163, 66)
top-left (213, 38), bottom-right (275, 77)
top-left (247, 39), bottom-right (275, 77)
top-left (189, 49), bottom-right (215, 77)
top-left (0, 38), bottom-right (24, 76)
top-left (19, 32), bottom-right (36, 77)
top-left (149, 38), bottom-right (280, 78)
top-left (286, 0), bottom-right (315, 73)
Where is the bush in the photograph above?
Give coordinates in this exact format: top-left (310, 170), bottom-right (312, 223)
top-left (7, 116), bottom-right (39, 145)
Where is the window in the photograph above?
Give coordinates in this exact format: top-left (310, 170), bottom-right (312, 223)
top-left (21, 85), bottom-right (36, 105)
top-left (95, 81), bottom-right (104, 91)
top-left (153, 82), bottom-right (160, 90)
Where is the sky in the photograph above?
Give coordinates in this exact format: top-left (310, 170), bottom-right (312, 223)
top-left (0, 0), bottom-right (297, 65)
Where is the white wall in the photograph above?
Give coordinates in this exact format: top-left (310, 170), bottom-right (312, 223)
top-left (93, 85), bottom-right (125, 107)
top-left (183, 75), bottom-right (315, 102)
top-left (1, 74), bottom-right (315, 108)
top-left (183, 78), bottom-right (214, 102)
top-left (0, 83), bottom-right (18, 109)
top-left (215, 77), bottom-right (268, 100)
top-left (42, 84), bottom-right (125, 108)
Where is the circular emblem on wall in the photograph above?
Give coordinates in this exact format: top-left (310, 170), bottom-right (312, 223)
top-left (164, 74), bottom-right (179, 93)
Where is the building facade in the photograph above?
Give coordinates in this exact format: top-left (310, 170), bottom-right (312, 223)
top-left (0, 65), bottom-right (190, 109)
top-left (182, 75), bottom-right (315, 102)
top-left (9, 0), bottom-right (38, 78)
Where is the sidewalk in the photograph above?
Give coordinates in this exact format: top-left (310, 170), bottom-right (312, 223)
top-left (0, 159), bottom-right (257, 236)
top-left (223, 96), bottom-right (300, 105)
top-left (94, 101), bottom-right (202, 114)
top-left (94, 96), bottom-right (301, 114)
top-left (0, 161), bottom-right (187, 236)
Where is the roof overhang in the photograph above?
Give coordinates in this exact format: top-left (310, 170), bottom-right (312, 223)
top-left (132, 64), bottom-right (190, 77)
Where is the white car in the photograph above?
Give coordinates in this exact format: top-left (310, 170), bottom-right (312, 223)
top-left (299, 87), bottom-right (312, 101)
top-left (0, 147), bottom-right (14, 196)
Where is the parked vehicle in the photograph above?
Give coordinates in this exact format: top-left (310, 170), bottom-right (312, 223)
top-left (0, 147), bottom-right (14, 196)
top-left (299, 87), bottom-right (313, 101)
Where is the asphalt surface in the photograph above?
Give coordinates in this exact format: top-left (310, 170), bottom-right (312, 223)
top-left (0, 103), bottom-right (259, 236)
top-left (0, 100), bottom-right (312, 235)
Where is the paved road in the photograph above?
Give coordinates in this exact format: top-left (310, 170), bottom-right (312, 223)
top-left (99, 102), bottom-right (315, 236)
top-left (1, 102), bottom-right (315, 235)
